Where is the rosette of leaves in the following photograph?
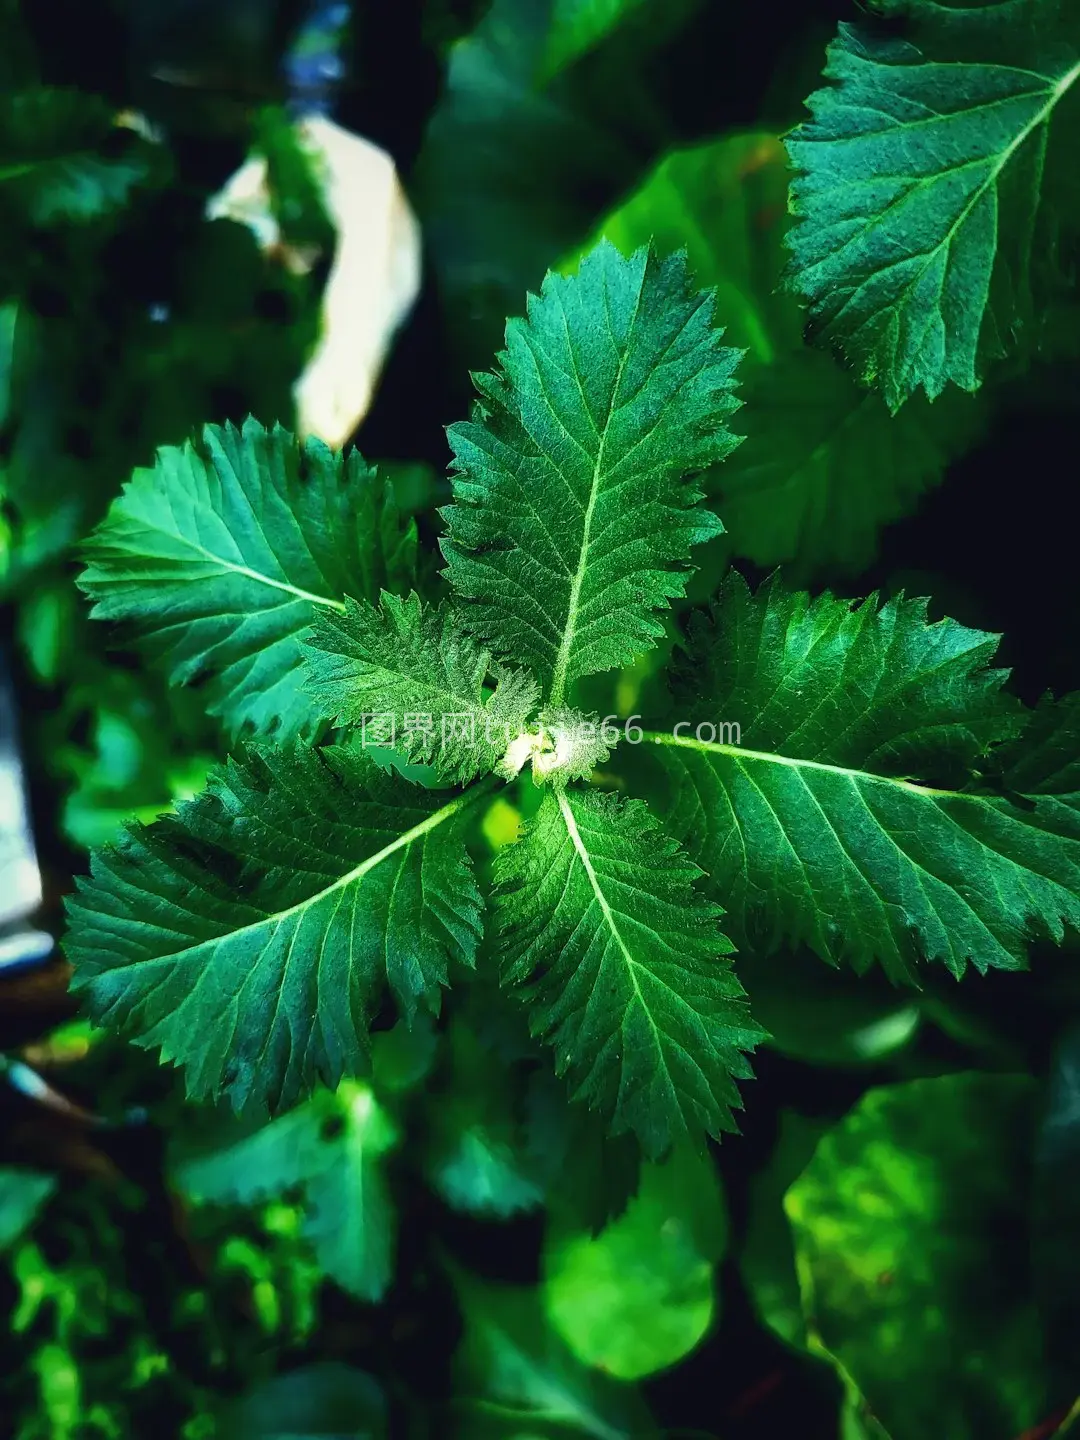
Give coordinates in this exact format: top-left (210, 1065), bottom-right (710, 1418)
top-left (64, 240), bottom-right (1080, 1168)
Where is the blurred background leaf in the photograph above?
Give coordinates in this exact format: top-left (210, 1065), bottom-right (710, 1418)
top-left (1034, 1023), bottom-right (1080, 1406)
top-left (451, 1267), bottom-right (657, 1437)
top-left (217, 1362), bottom-right (388, 1439)
top-left (541, 0), bottom-right (650, 80)
top-left (785, 1073), bottom-right (1047, 1440)
top-left (542, 1142), bottom-right (727, 1381)
top-left (738, 947), bottom-right (921, 1070)
top-left (0, 1168), bottom-right (54, 1251)
top-left (4, 2), bottom-right (1080, 1437)
top-left (173, 1082), bottom-right (399, 1305)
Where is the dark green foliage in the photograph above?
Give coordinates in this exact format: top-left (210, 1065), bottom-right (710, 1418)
top-left (5, 2), bottom-right (1080, 1437)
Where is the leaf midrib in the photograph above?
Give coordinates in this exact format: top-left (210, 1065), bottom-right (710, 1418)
top-left (340, 654), bottom-right (488, 720)
top-left (825, 54), bottom-right (1080, 391)
top-left (548, 281), bottom-right (643, 707)
top-left (556, 790), bottom-right (677, 1107)
top-left (644, 729), bottom-right (963, 798)
top-left (109, 783), bottom-right (487, 974)
top-left (93, 529), bottom-right (347, 613)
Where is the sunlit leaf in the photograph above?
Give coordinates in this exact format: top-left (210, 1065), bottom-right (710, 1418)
top-left (786, 1073), bottom-right (1046, 1440)
top-left (542, 1143), bottom-right (727, 1380)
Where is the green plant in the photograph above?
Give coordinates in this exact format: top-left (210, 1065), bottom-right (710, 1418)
top-left (63, 235), bottom-right (1079, 1164)
top-left (6, 0), bottom-right (1080, 1435)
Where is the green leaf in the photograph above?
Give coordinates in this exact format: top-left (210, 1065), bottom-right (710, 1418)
top-left (740, 1109), bottom-right (828, 1349)
top-left (576, 132), bottom-right (985, 578)
top-left (542, 0), bottom-right (650, 79)
top-left (16, 577), bottom-right (79, 686)
top-left (26, 621), bottom-right (218, 848)
top-left (542, 1142), bottom-right (727, 1380)
top-left (494, 787), bottom-right (762, 1157)
top-left (0, 301), bottom-right (14, 427)
top-left (78, 418), bottom-right (417, 741)
top-left (1034, 1022), bottom-right (1080, 1396)
top-left (568, 133), bottom-right (800, 365)
top-left (0, 1169), bottom-right (55, 1251)
top-left (218, 1363), bottom-right (387, 1439)
top-left (1, 89), bottom-right (150, 225)
top-left (452, 1269), bottom-right (656, 1439)
top-left (175, 1082), bottom-right (398, 1303)
top-left (441, 241), bottom-right (737, 705)
top-left (715, 352), bottom-right (984, 579)
top-left (56, 683), bottom-right (213, 850)
top-left (303, 592), bottom-right (540, 783)
top-left (64, 743), bottom-right (485, 1114)
top-left (63, 748), bottom-right (212, 851)
top-left (997, 689), bottom-right (1080, 802)
top-left (431, 1124), bottom-right (544, 1221)
top-left (424, 1024), bottom-right (544, 1219)
top-left (412, 0), bottom-right (690, 377)
top-left (641, 570), bottom-right (1080, 981)
top-left (786, 1073), bottom-right (1046, 1440)
top-left (371, 1013), bottom-right (440, 1094)
top-left (785, 1), bottom-right (1080, 410)
top-left (739, 946), bottom-right (921, 1068)
top-left (522, 1066), bottom-right (642, 1234)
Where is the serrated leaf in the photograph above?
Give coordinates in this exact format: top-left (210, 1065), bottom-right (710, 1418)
top-left (542, 1142), bottom-right (727, 1380)
top-left (494, 787), bottom-right (761, 1157)
top-left (786, 1074), bottom-right (1045, 1440)
top-left (1, 88), bottom-right (150, 225)
top-left (64, 743), bottom-right (485, 1114)
top-left (574, 131), bottom-right (986, 578)
top-left (441, 241), bottom-right (738, 705)
top-left (303, 592), bottom-right (540, 783)
top-left (176, 1082), bottom-right (399, 1304)
top-left (78, 418), bottom-right (417, 741)
top-left (640, 571), bottom-right (1080, 980)
top-left (785, 1), bottom-right (1080, 409)
top-left (997, 689), bottom-right (1080, 802)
